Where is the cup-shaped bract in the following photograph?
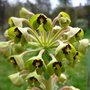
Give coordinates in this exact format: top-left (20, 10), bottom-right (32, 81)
top-left (9, 55), bottom-right (24, 70)
top-left (25, 50), bottom-right (46, 75)
top-left (55, 41), bottom-right (67, 61)
top-left (16, 27), bottom-right (31, 45)
top-left (26, 71), bottom-right (42, 88)
top-left (8, 17), bottom-right (29, 27)
top-left (29, 14), bottom-right (52, 31)
top-left (25, 56), bottom-right (46, 75)
top-left (58, 12), bottom-right (71, 27)
top-left (47, 54), bottom-right (65, 76)
top-left (64, 44), bottom-right (76, 61)
top-left (55, 41), bottom-right (76, 62)
top-left (64, 27), bottom-right (84, 42)
top-left (7, 27), bottom-right (30, 44)
top-left (20, 7), bottom-right (34, 19)
top-left (8, 72), bottom-right (24, 87)
top-left (0, 41), bottom-right (13, 57)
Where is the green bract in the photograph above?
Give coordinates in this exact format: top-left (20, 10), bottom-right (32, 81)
top-left (7, 27), bottom-right (30, 44)
top-left (29, 14), bottom-right (52, 31)
top-left (47, 54), bottom-right (65, 76)
top-left (8, 72), bottom-right (24, 87)
top-left (25, 50), bottom-right (46, 75)
top-left (64, 27), bottom-right (84, 42)
top-left (8, 54), bottom-right (24, 70)
top-left (0, 41), bottom-right (13, 57)
top-left (20, 7), bottom-right (34, 19)
top-left (8, 17), bottom-right (29, 27)
top-left (26, 71), bottom-right (43, 88)
top-left (58, 12), bottom-right (71, 27)
top-left (0, 7), bottom-right (89, 90)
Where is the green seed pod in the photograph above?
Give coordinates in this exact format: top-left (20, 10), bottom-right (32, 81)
top-left (8, 72), bottom-right (24, 87)
top-left (29, 14), bottom-right (52, 31)
top-left (78, 39), bottom-right (90, 54)
top-left (9, 54), bottom-right (24, 70)
top-left (47, 54), bottom-right (65, 76)
top-left (8, 17), bottom-right (29, 27)
top-left (58, 12), bottom-right (71, 27)
top-left (26, 71), bottom-right (42, 87)
top-left (25, 49), bottom-right (46, 75)
top-left (20, 7), bottom-right (34, 19)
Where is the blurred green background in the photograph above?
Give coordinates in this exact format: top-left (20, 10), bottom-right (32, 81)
top-left (0, 0), bottom-right (90, 90)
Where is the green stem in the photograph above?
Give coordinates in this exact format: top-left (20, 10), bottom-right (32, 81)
top-left (43, 31), bottom-right (46, 46)
top-left (52, 16), bottom-right (59, 26)
top-left (48, 28), bottom-right (69, 47)
top-left (30, 29), bottom-right (43, 46)
top-left (45, 78), bottom-right (52, 90)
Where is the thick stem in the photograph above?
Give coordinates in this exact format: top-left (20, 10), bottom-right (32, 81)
top-left (45, 78), bottom-right (52, 90)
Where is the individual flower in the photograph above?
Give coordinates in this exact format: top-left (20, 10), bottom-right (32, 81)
top-left (26, 70), bottom-right (43, 88)
top-left (7, 27), bottom-right (30, 44)
top-left (55, 41), bottom-right (76, 62)
top-left (8, 54), bottom-right (24, 70)
top-left (47, 54), bottom-right (65, 76)
top-left (25, 49), bottom-right (46, 75)
top-left (8, 17), bottom-right (29, 27)
top-left (29, 14), bottom-right (52, 31)
top-left (8, 72), bottom-right (24, 87)
top-left (64, 27), bottom-right (84, 42)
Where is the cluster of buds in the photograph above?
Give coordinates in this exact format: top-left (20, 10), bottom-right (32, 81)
top-left (0, 7), bottom-right (89, 90)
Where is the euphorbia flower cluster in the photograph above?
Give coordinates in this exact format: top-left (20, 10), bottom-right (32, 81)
top-left (0, 7), bottom-right (89, 90)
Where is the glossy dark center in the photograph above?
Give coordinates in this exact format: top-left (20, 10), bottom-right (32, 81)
top-left (10, 57), bottom-right (17, 65)
top-left (53, 61), bottom-right (62, 70)
top-left (62, 44), bottom-right (71, 54)
top-left (37, 15), bottom-right (47, 24)
top-left (14, 27), bottom-right (22, 38)
top-left (33, 59), bottom-right (43, 68)
top-left (29, 77), bottom-right (38, 82)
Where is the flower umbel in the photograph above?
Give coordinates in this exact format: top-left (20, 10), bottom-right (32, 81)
top-left (0, 8), bottom-right (89, 90)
